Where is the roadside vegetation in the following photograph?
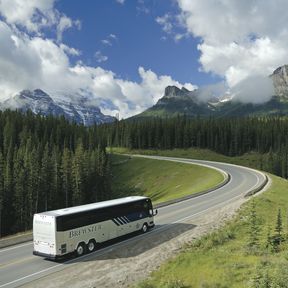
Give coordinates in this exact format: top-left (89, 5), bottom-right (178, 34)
top-left (114, 148), bottom-right (288, 287)
top-left (110, 154), bottom-right (224, 204)
top-left (111, 147), bottom-right (277, 174)
top-left (134, 174), bottom-right (288, 288)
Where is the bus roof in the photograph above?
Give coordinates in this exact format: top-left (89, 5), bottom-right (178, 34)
top-left (35, 196), bottom-right (149, 217)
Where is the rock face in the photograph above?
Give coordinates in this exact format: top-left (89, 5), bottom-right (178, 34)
top-left (136, 85), bottom-right (213, 118)
top-left (163, 86), bottom-right (191, 98)
top-left (270, 65), bottom-right (288, 97)
top-left (0, 89), bottom-right (115, 125)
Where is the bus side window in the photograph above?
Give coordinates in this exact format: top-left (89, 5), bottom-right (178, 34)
top-left (56, 217), bottom-right (63, 231)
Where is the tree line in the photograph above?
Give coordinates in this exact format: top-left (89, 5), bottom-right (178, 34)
top-left (0, 110), bottom-right (111, 236)
top-left (98, 116), bottom-right (288, 178)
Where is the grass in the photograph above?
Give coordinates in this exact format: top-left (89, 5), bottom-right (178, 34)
top-left (116, 147), bottom-right (288, 287)
top-left (135, 174), bottom-right (288, 288)
top-left (110, 147), bottom-right (265, 170)
top-left (110, 154), bottom-right (224, 204)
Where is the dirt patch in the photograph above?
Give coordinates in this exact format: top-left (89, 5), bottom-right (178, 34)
top-left (23, 195), bottom-right (254, 288)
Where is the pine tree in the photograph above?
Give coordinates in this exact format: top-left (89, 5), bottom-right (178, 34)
top-left (247, 199), bottom-right (261, 251)
top-left (72, 141), bottom-right (84, 205)
top-left (272, 208), bottom-right (284, 252)
top-left (61, 148), bottom-right (72, 207)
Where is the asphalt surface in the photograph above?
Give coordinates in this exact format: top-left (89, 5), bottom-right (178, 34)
top-left (0, 156), bottom-right (267, 288)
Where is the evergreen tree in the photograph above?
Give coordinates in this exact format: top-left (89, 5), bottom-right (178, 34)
top-left (61, 148), bottom-right (72, 207)
top-left (72, 141), bottom-right (85, 205)
top-left (247, 199), bottom-right (261, 251)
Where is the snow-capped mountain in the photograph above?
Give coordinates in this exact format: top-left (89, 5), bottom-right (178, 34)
top-left (0, 89), bottom-right (115, 125)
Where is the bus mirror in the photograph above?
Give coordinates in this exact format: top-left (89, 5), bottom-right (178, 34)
top-left (153, 209), bottom-right (158, 216)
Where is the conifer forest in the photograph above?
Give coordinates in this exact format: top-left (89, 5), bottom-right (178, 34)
top-left (2, 112), bottom-right (288, 236)
top-left (0, 110), bottom-right (111, 236)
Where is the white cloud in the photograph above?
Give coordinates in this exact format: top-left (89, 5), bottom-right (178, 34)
top-left (116, 0), bottom-right (125, 4)
top-left (0, 0), bottom-right (56, 33)
top-left (231, 75), bottom-right (274, 104)
top-left (94, 51), bottom-right (108, 63)
top-left (177, 0), bottom-right (288, 102)
top-left (101, 39), bottom-right (112, 46)
top-left (156, 14), bottom-right (173, 34)
top-left (0, 19), bottom-right (196, 119)
top-left (101, 34), bottom-right (118, 46)
top-left (56, 16), bottom-right (72, 42)
top-left (156, 12), bottom-right (189, 43)
top-left (0, 0), bottom-right (80, 41)
top-left (60, 44), bottom-right (80, 56)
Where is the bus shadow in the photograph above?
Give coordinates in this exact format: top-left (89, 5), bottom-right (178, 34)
top-left (63, 222), bottom-right (196, 263)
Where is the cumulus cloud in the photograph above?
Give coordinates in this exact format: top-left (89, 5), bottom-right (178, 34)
top-left (0, 0), bottom-right (80, 39)
top-left (177, 0), bottom-right (288, 102)
top-left (0, 0), bottom-right (56, 33)
top-left (0, 17), bottom-right (196, 118)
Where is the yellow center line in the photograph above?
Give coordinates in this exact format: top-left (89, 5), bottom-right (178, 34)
top-left (0, 256), bottom-right (36, 270)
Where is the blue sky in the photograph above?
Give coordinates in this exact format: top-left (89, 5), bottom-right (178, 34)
top-left (0, 0), bottom-right (287, 117)
top-left (55, 0), bottom-right (216, 86)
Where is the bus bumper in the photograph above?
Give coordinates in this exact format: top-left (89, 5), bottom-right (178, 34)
top-left (33, 250), bottom-right (59, 260)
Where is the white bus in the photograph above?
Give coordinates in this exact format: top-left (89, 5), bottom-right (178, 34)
top-left (33, 196), bottom-right (157, 260)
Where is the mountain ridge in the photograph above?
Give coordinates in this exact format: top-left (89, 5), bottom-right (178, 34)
top-left (135, 65), bottom-right (288, 119)
top-left (0, 89), bottom-right (115, 125)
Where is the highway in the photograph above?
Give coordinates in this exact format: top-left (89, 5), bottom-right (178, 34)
top-left (0, 156), bottom-right (268, 288)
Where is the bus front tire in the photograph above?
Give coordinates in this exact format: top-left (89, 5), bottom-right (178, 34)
top-left (87, 240), bottom-right (96, 253)
top-left (76, 243), bottom-right (86, 257)
top-left (142, 223), bottom-right (148, 233)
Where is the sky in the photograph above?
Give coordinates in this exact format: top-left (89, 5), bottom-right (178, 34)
top-left (0, 0), bottom-right (288, 118)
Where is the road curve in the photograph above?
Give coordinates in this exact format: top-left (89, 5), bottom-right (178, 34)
top-left (0, 156), bottom-right (268, 288)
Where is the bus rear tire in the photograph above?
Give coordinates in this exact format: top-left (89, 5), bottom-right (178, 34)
top-left (142, 223), bottom-right (148, 233)
top-left (87, 240), bottom-right (96, 253)
top-left (76, 243), bottom-right (86, 257)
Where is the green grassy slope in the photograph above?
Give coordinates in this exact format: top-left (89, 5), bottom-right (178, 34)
top-left (136, 174), bottom-right (288, 288)
top-left (116, 148), bottom-right (288, 287)
top-left (111, 154), bottom-right (224, 204)
top-left (111, 147), bottom-right (268, 172)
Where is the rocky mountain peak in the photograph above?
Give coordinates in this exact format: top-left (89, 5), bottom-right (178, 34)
top-left (19, 89), bottom-right (51, 100)
top-left (164, 86), bottom-right (187, 98)
top-left (270, 65), bottom-right (288, 97)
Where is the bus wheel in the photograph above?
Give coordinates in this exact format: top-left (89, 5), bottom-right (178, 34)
top-left (76, 243), bottom-right (86, 257)
top-left (87, 240), bottom-right (96, 252)
top-left (142, 223), bottom-right (148, 233)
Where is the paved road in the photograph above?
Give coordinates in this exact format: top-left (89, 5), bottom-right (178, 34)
top-left (0, 156), bottom-right (267, 288)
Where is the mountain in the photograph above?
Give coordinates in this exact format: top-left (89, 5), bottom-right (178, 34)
top-left (0, 89), bottom-right (115, 125)
top-left (136, 65), bottom-right (288, 119)
top-left (136, 86), bottom-right (214, 118)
